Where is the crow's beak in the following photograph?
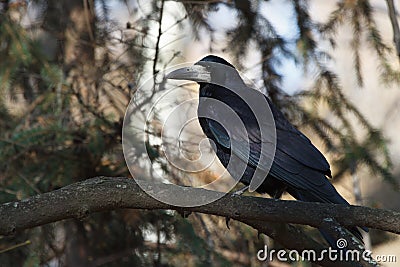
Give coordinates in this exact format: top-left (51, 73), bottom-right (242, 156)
top-left (166, 65), bottom-right (211, 83)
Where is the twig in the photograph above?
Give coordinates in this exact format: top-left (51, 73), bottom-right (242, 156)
top-left (385, 0), bottom-right (400, 60)
top-left (153, 0), bottom-right (165, 77)
top-left (0, 240), bottom-right (31, 254)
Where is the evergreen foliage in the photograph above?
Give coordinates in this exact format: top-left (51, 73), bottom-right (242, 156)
top-left (0, 0), bottom-right (399, 265)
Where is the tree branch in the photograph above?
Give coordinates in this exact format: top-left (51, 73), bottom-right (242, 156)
top-left (1, 177), bottom-right (398, 266)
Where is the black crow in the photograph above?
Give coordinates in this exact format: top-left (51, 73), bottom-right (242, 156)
top-left (166, 55), bottom-right (366, 244)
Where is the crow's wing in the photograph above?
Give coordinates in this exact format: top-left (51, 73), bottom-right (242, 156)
top-left (205, 97), bottom-right (275, 172)
top-left (203, 93), bottom-right (343, 203)
top-left (207, 120), bottom-right (273, 168)
top-left (269, 97), bottom-right (331, 175)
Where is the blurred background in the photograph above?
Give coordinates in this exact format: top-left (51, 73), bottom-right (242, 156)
top-left (0, 0), bottom-right (399, 266)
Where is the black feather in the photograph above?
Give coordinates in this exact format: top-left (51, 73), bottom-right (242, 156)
top-left (196, 55), bottom-right (367, 244)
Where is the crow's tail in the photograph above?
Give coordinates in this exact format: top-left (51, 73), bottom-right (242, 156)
top-left (287, 188), bottom-right (367, 247)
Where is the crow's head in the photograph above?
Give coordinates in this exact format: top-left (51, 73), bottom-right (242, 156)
top-left (166, 55), bottom-right (236, 83)
top-left (199, 55), bottom-right (235, 68)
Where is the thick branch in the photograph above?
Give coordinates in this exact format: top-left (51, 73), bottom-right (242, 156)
top-left (1, 177), bottom-right (398, 266)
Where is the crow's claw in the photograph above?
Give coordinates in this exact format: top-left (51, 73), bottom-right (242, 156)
top-left (232, 185), bottom-right (249, 196)
top-left (177, 210), bottom-right (191, 218)
top-left (225, 217), bottom-right (231, 229)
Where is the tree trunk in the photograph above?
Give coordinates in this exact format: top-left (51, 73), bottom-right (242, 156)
top-left (42, 1), bottom-right (97, 264)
